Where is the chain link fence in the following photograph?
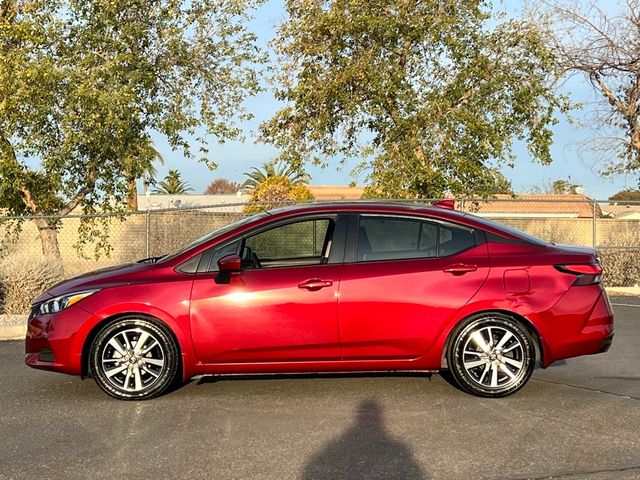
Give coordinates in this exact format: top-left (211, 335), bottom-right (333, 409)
top-left (0, 197), bottom-right (639, 290)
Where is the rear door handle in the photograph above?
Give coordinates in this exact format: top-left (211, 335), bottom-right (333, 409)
top-left (298, 279), bottom-right (333, 291)
top-left (443, 264), bottom-right (478, 275)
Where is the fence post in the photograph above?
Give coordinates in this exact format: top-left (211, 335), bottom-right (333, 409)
top-left (592, 200), bottom-right (597, 248)
top-left (145, 209), bottom-right (151, 258)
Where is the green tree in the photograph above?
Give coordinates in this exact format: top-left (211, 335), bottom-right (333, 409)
top-left (551, 179), bottom-right (580, 195)
top-left (487, 169), bottom-right (514, 195)
top-left (242, 161), bottom-right (310, 191)
top-left (125, 140), bottom-right (164, 211)
top-left (153, 170), bottom-right (194, 195)
top-left (529, 178), bottom-right (580, 195)
top-left (609, 189), bottom-right (640, 202)
top-left (261, 0), bottom-right (568, 199)
top-left (244, 176), bottom-right (314, 213)
top-left (0, 0), bottom-right (263, 257)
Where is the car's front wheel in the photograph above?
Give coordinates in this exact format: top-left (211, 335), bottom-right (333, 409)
top-left (447, 313), bottom-right (535, 397)
top-left (90, 316), bottom-right (179, 400)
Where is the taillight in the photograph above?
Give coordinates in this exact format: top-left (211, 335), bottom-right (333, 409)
top-left (555, 264), bottom-right (602, 285)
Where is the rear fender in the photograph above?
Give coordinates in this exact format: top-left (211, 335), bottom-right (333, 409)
top-left (422, 293), bottom-right (550, 370)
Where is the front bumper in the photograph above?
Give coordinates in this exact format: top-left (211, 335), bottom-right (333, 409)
top-left (24, 305), bottom-right (91, 376)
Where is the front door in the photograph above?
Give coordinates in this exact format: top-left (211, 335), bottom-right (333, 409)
top-left (190, 216), bottom-right (343, 363)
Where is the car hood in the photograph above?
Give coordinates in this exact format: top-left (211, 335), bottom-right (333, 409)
top-left (33, 261), bottom-right (157, 304)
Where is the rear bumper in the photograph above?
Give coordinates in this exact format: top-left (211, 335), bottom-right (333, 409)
top-left (598, 332), bottom-right (614, 353)
top-left (540, 286), bottom-right (614, 367)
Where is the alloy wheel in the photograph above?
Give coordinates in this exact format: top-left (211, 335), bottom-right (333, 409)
top-left (447, 314), bottom-right (535, 398)
top-left (100, 328), bottom-right (166, 393)
top-left (90, 317), bottom-right (179, 400)
top-left (461, 325), bottom-right (525, 389)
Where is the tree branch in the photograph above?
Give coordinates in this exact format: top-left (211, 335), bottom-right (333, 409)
top-left (0, 0), bottom-right (14, 22)
top-left (17, 187), bottom-right (38, 214)
top-left (57, 167), bottom-right (98, 216)
top-left (0, 130), bottom-right (39, 214)
top-left (589, 70), bottom-right (628, 116)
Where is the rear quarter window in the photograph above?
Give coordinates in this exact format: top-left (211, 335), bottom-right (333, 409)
top-left (438, 224), bottom-right (476, 256)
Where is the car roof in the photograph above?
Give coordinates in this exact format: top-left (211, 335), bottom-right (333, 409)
top-left (267, 201), bottom-right (455, 216)
top-left (267, 201), bottom-right (475, 224)
top-left (264, 201), bottom-right (536, 241)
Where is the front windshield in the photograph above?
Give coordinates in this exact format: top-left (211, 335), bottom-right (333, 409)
top-left (161, 211), bottom-right (269, 261)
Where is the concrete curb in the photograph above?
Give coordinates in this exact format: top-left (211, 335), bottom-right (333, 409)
top-left (0, 324), bottom-right (26, 341)
top-left (1, 287), bottom-right (637, 341)
top-left (605, 287), bottom-right (640, 296)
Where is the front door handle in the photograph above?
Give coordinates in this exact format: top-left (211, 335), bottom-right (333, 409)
top-left (298, 279), bottom-right (333, 291)
top-left (443, 264), bottom-right (478, 275)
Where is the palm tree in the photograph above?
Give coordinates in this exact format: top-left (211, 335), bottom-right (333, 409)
top-left (153, 169), bottom-right (194, 194)
top-left (241, 161), bottom-right (310, 191)
top-left (141, 158), bottom-right (163, 194)
top-left (124, 139), bottom-right (164, 210)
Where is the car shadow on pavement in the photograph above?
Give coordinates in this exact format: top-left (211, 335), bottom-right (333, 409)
top-left (436, 369), bottom-right (466, 394)
top-left (299, 399), bottom-right (428, 480)
top-left (195, 371), bottom-right (434, 385)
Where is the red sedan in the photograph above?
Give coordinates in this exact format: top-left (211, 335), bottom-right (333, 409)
top-left (25, 202), bottom-right (614, 400)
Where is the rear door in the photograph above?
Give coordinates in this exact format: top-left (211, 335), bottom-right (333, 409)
top-left (338, 214), bottom-right (489, 360)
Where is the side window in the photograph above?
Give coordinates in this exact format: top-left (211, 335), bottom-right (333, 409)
top-left (203, 240), bottom-right (241, 272)
top-left (357, 217), bottom-right (438, 261)
top-left (356, 216), bottom-right (475, 262)
top-left (244, 218), bottom-right (333, 269)
top-left (439, 224), bottom-right (476, 256)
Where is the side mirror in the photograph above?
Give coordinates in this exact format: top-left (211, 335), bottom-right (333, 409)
top-left (217, 254), bottom-right (242, 273)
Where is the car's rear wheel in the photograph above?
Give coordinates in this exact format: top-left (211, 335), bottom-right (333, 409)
top-left (447, 313), bottom-right (535, 397)
top-left (90, 316), bottom-right (179, 400)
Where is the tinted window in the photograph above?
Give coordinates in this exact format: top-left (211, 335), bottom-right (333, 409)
top-left (204, 240), bottom-right (241, 272)
top-left (244, 219), bottom-right (332, 268)
top-left (439, 224), bottom-right (476, 256)
top-left (357, 216), bottom-right (475, 262)
top-left (357, 217), bottom-right (438, 261)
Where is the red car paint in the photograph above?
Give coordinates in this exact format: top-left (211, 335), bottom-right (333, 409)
top-left (25, 203), bottom-right (614, 383)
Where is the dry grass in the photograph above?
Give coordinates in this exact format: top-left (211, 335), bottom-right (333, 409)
top-left (0, 255), bottom-right (65, 315)
top-left (600, 249), bottom-right (640, 287)
top-left (599, 228), bottom-right (640, 287)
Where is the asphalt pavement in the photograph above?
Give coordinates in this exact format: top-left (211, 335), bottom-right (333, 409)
top-left (1, 297), bottom-right (639, 480)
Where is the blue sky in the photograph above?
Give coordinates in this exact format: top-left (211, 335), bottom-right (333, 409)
top-left (150, 0), bottom-right (636, 199)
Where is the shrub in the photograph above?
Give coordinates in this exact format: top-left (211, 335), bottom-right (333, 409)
top-left (0, 255), bottom-right (65, 315)
top-left (599, 249), bottom-right (640, 287)
top-left (243, 176), bottom-right (313, 214)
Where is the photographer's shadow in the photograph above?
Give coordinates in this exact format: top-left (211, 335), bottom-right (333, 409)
top-left (300, 399), bottom-right (427, 480)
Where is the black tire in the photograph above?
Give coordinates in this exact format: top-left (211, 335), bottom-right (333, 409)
top-left (90, 316), bottom-right (179, 400)
top-left (447, 313), bottom-right (535, 398)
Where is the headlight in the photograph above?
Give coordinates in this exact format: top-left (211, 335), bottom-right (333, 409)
top-left (36, 289), bottom-right (100, 316)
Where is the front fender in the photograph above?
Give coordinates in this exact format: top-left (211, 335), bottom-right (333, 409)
top-left (76, 302), bottom-right (201, 381)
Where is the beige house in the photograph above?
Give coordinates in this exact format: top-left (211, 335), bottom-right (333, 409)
top-left (137, 185), bottom-right (366, 210)
top-left (463, 194), bottom-right (601, 218)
